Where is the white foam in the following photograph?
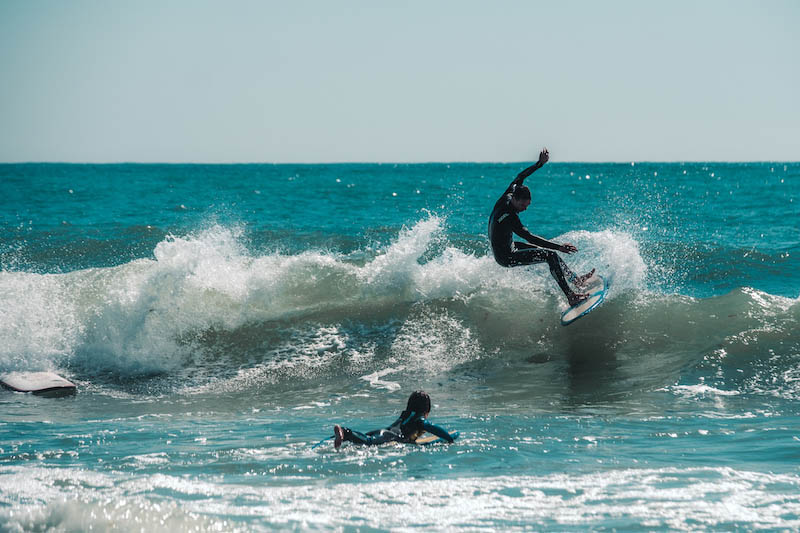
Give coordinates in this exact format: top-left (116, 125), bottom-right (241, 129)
top-left (559, 229), bottom-right (648, 297)
top-left (391, 306), bottom-right (483, 373)
top-left (671, 384), bottom-right (740, 397)
top-left (361, 366), bottom-right (404, 391)
top-left (0, 271), bottom-right (81, 371)
top-left (2, 466), bottom-right (798, 531)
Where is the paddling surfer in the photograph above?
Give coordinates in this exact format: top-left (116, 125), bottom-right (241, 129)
top-left (333, 390), bottom-right (454, 449)
top-left (488, 148), bottom-right (593, 306)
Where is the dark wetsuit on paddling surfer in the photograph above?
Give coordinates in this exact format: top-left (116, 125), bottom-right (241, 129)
top-left (334, 409), bottom-right (452, 447)
top-left (333, 390), bottom-right (454, 448)
top-left (488, 148), bottom-right (592, 306)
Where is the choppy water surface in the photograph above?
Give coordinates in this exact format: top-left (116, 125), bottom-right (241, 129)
top-left (1, 162), bottom-right (798, 531)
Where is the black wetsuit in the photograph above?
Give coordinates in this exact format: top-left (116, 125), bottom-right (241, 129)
top-left (488, 177), bottom-right (577, 296)
top-left (340, 409), bottom-right (454, 446)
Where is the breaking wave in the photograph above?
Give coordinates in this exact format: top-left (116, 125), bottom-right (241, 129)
top-left (0, 217), bottom-right (797, 398)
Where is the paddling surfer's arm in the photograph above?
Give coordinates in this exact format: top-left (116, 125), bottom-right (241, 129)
top-left (504, 148), bottom-right (550, 194)
top-left (422, 420), bottom-right (455, 443)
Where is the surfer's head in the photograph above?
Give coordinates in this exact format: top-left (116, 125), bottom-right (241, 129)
top-left (406, 390), bottom-right (431, 416)
top-left (512, 185), bottom-right (531, 212)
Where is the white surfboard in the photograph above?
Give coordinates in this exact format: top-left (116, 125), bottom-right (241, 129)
top-left (560, 275), bottom-right (609, 326)
top-left (0, 371), bottom-right (76, 395)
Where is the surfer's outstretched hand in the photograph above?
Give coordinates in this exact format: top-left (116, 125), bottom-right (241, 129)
top-left (559, 243), bottom-right (577, 254)
top-left (537, 148), bottom-right (549, 166)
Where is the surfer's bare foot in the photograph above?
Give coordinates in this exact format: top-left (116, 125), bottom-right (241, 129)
top-left (568, 292), bottom-right (588, 307)
top-left (334, 425), bottom-right (344, 449)
top-left (573, 269), bottom-right (596, 288)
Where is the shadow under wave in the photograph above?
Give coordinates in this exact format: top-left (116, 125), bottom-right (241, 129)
top-left (474, 287), bottom-right (799, 412)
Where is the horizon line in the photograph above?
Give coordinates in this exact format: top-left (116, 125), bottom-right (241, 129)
top-left (1, 160), bottom-right (798, 165)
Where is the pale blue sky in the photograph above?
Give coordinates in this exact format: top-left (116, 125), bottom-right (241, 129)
top-left (1, 1), bottom-right (798, 162)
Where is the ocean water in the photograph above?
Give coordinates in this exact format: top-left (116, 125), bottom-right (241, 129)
top-left (0, 162), bottom-right (798, 531)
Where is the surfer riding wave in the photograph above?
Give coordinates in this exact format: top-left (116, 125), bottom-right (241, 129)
top-left (488, 148), bottom-right (593, 306)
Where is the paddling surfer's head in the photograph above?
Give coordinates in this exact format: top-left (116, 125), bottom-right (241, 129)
top-left (406, 390), bottom-right (432, 417)
top-left (511, 185), bottom-right (531, 212)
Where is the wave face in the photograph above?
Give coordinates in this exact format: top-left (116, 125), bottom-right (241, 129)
top-left (1, 218), bottom-right (797, 403)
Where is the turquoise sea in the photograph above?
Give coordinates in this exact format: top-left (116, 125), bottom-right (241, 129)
top-left (1, 162), bottom-right (798, 531)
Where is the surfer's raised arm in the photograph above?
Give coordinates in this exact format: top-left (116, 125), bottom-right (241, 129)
top-left (506, 148), bottom-right (549, 193)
